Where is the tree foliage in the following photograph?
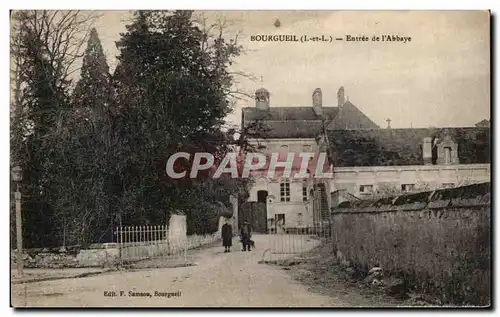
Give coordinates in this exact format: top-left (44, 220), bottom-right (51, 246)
top-left (11, 10), bottom-right (257, 247)
top-left (111, 10), bottom-right (251, 234)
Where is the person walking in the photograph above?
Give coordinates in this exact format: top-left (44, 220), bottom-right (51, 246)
top-left (240, 220), bottom-right (252, 251)
top-left (221, 219), bottom-right (233, 253)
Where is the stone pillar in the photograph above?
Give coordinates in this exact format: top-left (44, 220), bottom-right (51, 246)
top-left (168, 214), bottom-right (187, 254)
top-left (229, 195), bottom-right (238, 229)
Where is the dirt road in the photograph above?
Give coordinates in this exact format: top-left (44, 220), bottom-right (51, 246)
top-left (11, 235), bottom-right (366, 307)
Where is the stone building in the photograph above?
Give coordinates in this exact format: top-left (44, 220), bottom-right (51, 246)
top-left (240, 86), bottom-right (491, 232)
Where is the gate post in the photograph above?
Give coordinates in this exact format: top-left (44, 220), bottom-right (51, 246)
top-left (230, 195), bottom-right (238, 229)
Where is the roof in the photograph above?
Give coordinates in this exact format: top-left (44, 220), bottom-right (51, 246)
top-left (242, 100), bottom-right (380, 138)
top-left (327, 127), bottom-right (490, 167)
top-left (243, 107), bottom-right (338, 121)
top-left (327, 101), bottom-right (379, 129)
top-left (255, 87), bottom-right (270, 94)
top-left (475, 119), bottom-right (490, 128)
top-left (256, 120), bottom-right (326, 138)
top-left (242, 107), bottom-right (338, 138)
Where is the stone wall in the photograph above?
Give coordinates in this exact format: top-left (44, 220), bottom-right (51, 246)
top-left (11, 243), bottom-right (118, 269)
top-left (332, 182), bottom-right (490, 306)
top-left (13, 214), bottom-right (225, 269)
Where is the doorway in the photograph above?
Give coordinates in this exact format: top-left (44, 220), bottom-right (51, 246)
top-left (257, 190), bottom-right (268, 203)
top-left (239, 190), bottom-right (268, 233)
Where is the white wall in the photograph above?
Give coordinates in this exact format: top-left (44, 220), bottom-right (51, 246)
top-left (330, 163), bottom-right (491, 197)
top-left (246, 138), bottom-right (320, 228)
top-left (267, 200), bottom-right (313, 228)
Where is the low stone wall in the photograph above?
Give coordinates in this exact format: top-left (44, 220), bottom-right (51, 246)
top-left (76, 244), bottom-right (120, 267)
top-left (13, 233), bottom-right (221, 269)
top-left (12, 210), bottom-right (231, 269)
top-left (332, 182), bottom-right (491, 306)
top-left (12, 251), bottom-right (79, 269)
top-left (187, 232), bottom-right (220, 249)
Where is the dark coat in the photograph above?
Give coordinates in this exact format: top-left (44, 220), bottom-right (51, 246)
top-left (240, 223), bottom-right (252, 239)
top-left (221, 223), bottom-right (233, 247)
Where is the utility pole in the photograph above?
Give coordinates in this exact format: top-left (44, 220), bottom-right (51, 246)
top-left (12, 165), bottom-right (23, 277)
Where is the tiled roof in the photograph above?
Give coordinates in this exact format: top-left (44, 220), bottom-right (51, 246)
top-left (243, 107), bottom-right (338, 121)
top-left (327, 127), bottom-right (490, 167)
top-left (242, 106), bottom-right (338, 138)
top-left (257, 120), bottom-right (325, 138)
top-left (327, 101), bottom-right (379, 129)
top-left (242, 101), bottom-right (379, 139)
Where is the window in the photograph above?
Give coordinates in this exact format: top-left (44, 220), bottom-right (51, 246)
top-left (297, 213), bottom-right (303, 226)
top-left (359, 185), bottom-right (373, 195)
top-left (280, 179), bottom-right (291, 202)
top-left (302, 180), bottom-right (308, 201)
top-left (401, 184), bottom-right (415, 192)
top-left (442, 183), bottom-right (455, 189)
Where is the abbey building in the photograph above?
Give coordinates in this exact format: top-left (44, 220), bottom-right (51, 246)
top-left (239, 86), bottom-right (490, 233)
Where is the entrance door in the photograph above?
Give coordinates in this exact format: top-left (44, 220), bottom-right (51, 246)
top-left (257, 190), bottom-right (268, 203)
top-left (255, 190), bottom-right (268, 232)
top-left (238, 193), bottom-right (268, 233)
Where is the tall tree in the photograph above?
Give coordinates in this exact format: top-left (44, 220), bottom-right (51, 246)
top-left (73, 28), bottom-right (111, 115)
top-left (60, 27), bottom-right (115, 245)
top-left (111, 10), bottom-right (250, 232)
top-left (10, 10), bottom-right (98, 247)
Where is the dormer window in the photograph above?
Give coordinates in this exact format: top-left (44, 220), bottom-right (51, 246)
top-left (401, 184), bottom-right (415, 192)
top-left (359, 185), bottom-right (373, 195)
top-left (436, 135), bottom-right (459, 165)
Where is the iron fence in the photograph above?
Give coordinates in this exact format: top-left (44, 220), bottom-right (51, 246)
top-left (114, 224), bottom-right (189, 268)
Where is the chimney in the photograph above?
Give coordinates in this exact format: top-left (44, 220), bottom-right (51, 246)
top-left (312, 88), bottom-right (323, 116)
top-left (255, 87), bottom-right (270, 110)
top-left (423, 137), bottom-right (433, 165)
top-left (337, 86), bottom-right (345, 107)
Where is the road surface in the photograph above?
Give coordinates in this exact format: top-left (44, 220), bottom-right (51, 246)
top-left (11, 234), bottom-right (354, 307)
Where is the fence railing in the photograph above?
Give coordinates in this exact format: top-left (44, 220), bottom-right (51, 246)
top-left (115, 225), bottom-right (168, 245)
top-left (114, 224), bottom-right (188, 266)
top-left (265, 224), bottom-right (333, 260)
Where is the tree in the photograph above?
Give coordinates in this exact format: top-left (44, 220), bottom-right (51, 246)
top-left (111, 10), bottom-right (252, 233)
top-left (73, 28), bottom-right (111, 116)
top-left (57, 27), bottom-right (115, 245)
top-left (10, 10), bottom-right (99, 247)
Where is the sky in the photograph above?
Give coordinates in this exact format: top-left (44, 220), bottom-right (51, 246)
top-left (92, 10), bottom-right (490, 129)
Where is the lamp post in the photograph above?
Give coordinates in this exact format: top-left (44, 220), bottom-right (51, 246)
top-left (11, 165), bottom-right (23, 277)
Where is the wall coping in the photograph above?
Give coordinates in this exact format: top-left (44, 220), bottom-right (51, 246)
top-left (333, 182), bottom-right (490, 214)
top-left (332, 163), bottom-right (490, 173)
top-left (333, 203), bottom-right (490, 215)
